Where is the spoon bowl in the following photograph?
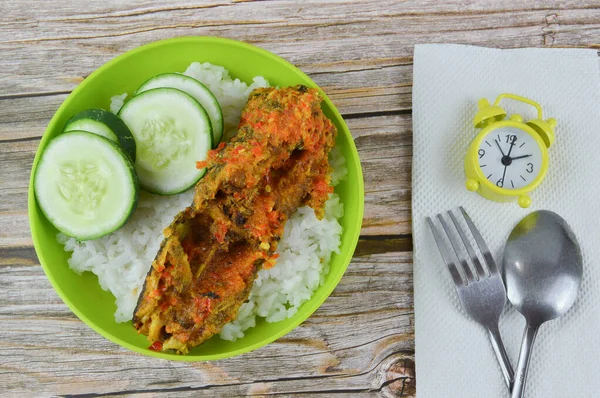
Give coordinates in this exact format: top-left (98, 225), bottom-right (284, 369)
top-left (503, 210), bottom-right (582, 398)
top-left (504, 211), bottom-right (582, 325)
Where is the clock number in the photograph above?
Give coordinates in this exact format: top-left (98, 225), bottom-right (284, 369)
top-left (526, 163), bottom-right (534, 173)
top-left (496, 178), bottom-right (504, 187)
top-left (505, 134), bottom-right (517, 144)
top-left (478, 149), bottom-right (485, 159)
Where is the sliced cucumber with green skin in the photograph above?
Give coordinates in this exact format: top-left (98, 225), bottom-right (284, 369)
top-left (34, 131), bottom-right (139, 241)
top-left (135, 73), bottom-right (224, 146)
top-left (118, 87), bottom-right (213, 195)
top-left (64, 108), bottom-right (137, 161)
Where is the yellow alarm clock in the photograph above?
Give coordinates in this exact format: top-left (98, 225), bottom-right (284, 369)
top-left (464, 93), bottom-right (555, 208)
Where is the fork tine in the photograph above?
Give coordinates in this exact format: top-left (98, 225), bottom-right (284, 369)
top-left (459, 206), bottom-right (500, 275)
top-left (436, 214), bottom-right (475, 284)
top-left (448, 210), bottom-right (488, 279)
top-left (426, 217), bottom-right (464, 286)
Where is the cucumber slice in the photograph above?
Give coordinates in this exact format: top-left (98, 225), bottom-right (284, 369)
top-left (118, 88), bottom-right (213, 195)
top-left (135, 73), bottom-right (224, 146)
top-left (34, 131), bottom-right (139, 241)
top-left (64, 108), bottom-right (137, 161)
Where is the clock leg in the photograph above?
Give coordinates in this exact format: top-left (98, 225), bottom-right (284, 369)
top-left (518, 195), bottom-right (532, 208)
top-left (466, 178), bottom-right (479, 192)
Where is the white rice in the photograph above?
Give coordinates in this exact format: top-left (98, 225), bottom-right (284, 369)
top-left (109, 93), bottom-right (127, 114)
top-left (60, 63), bottom-right (346, 340)
top-left (219, 192), bottom-right (344, 341)
top-left (59, 190), bottom-right (193, 322)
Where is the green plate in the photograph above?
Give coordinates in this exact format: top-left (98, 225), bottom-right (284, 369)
top-left (28, 36), bottom-right (364, 361)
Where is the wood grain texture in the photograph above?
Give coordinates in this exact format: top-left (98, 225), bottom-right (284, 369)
top-left (1, 249), bottom-right (414, 397)
top-left (2, 1), bottom-right (600, 111)
top-left (0, 111), bottom-right (412, 246)
top-left (1, 0), bottom-right (600, 396)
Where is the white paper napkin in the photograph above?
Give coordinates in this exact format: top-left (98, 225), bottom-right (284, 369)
top-left (412, 44), bottom-right (600, 398)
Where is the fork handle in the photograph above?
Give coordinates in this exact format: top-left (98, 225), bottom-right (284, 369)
top-left (487, 325), bottom-right (515, 390)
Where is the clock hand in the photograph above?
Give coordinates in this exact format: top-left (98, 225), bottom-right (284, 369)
top-left (511, 154), bottom-right (532, 161)
top-left (506, 137), bottom-right (517, 158)
top-left (495, 139), bottom-right (506, 157)
top-left (500, 164), bottom-right (508, 187)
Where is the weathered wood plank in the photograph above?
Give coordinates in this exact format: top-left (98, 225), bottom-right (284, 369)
top-left (0, 112), bottom-right (412, 248)
top-left (0, 94), bottom-right (68, 141)
top-left (351, 115), bottom-right (413, 236)
top-left (2, 0), bottom-right (600, 113)
top-left (0, 249), bottom-right (414, 396)
top-left (0, 60), bottom-right (411, 118)
top-left (2, 0), bottom-right (599, 47)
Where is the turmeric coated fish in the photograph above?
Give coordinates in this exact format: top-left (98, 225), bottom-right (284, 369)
top-left (133, 85), bottom-right (337, 353)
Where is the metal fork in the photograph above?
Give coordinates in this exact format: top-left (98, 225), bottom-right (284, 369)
top-left (427, 207), bottom-right (514, 390)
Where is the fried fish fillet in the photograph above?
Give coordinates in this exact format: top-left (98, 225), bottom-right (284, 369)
top-left (133, 85), bottom-right (337, 353)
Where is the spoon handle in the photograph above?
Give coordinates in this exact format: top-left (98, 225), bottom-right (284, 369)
top-left (511, 324), bottom-right (540, 398)
top-left (487, 325), bottom-right (514, 390)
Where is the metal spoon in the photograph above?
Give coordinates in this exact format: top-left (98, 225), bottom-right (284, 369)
top-left (503, 210), bottom-right (582, 398)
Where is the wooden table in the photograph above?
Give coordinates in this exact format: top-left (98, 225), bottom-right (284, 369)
top-left (1, 1), bottom-right (598, 396)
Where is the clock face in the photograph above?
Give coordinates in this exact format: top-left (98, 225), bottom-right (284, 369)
top-left (477, 126), bottom-right (543, 190)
